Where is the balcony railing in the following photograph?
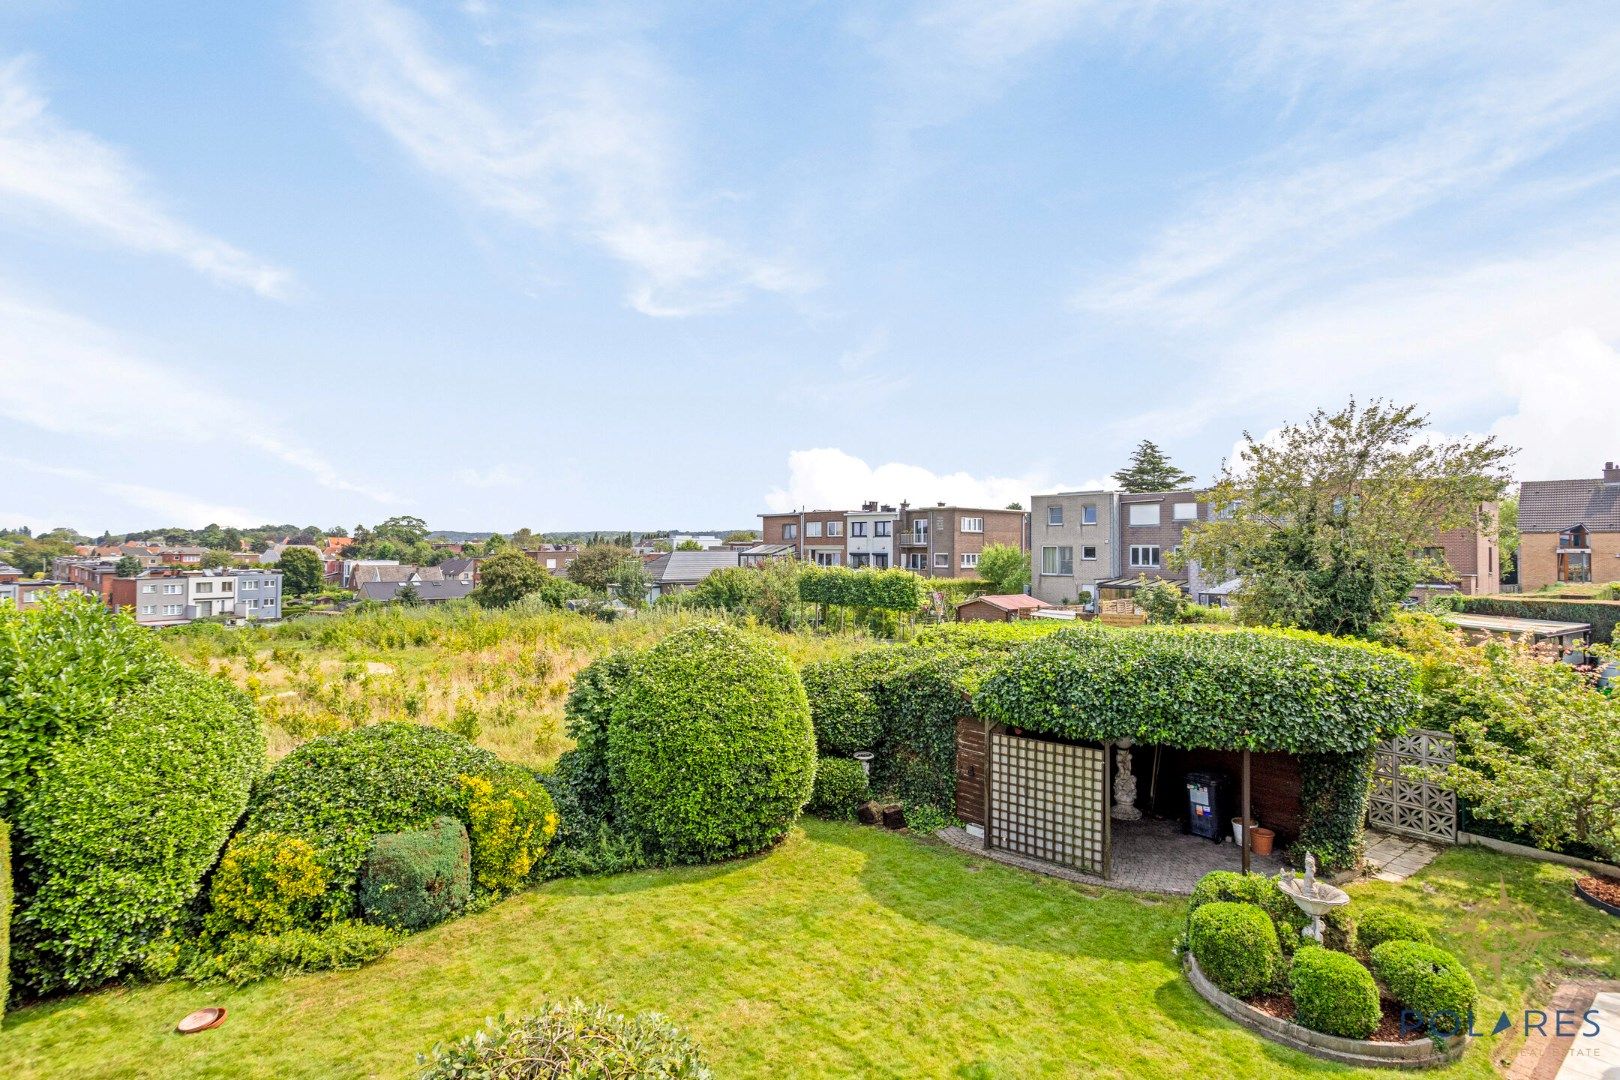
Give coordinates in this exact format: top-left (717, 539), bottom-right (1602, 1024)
top-left (900, 533), bottom-right (930, 546)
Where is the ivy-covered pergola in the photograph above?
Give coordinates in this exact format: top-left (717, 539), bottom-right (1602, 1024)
top-left (973, 624), bottom-right (1419, 872)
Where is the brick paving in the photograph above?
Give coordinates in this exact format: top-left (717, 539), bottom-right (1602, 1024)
top-left (939, 817), bottom-right (1285, 895)
top-left (1504, 981), bottom-right (1620, 1080)
top-left (1363, 831), bottom-right (1443, 883)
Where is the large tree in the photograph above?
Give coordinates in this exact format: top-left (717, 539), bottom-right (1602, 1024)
top-left (1112, 440), bottom-right (1195, 493)
top-left (976, 544), bottom-right (1031, 594)
top-left (470, 549), bottom-right (547, 608)
top-left (567, 544), bottom-right (638, 594)
top-left (114, 555), bottom-right (143, 578)
top-left (1176, 399), bottom-right (1513, 636)
top-left (200, 549), bottom-right (235, 570)
top-left (276, 547), bottom-right (324, 596)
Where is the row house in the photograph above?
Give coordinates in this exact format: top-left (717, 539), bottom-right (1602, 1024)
top-left (895, 504), bottom-right (1029, 578)
top-left (1517, 461), bottom-right (1620, 591)
top-left (760, 502), bottom-right (1029, 578)
top-left (0, 576), bottom-right (86, 609)
top-left (524, 545), bottom-right (581, 575)
top-left (109, 568), bottom-right (284, 624)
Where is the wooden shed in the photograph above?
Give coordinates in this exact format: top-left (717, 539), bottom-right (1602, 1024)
top-left (956, 594), bottom-right (1052, 622)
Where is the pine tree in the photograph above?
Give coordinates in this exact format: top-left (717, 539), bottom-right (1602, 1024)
top-left (1111, 440), bottom-right (1194, 493)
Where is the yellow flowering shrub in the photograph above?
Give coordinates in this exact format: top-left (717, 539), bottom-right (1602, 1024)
top-left (210, 832), bottom-right (330, 932)
top-left (458, 770), bottom-right (558, 894)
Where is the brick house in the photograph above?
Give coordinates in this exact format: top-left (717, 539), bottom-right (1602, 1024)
top-left (1095, 490), bottom-right (1216, 601)
top-left (895, 503), bottom-right (1029, 579)
top-left (1517, 462), bottom-right (1620, 591)
top-left (1421, 504), bottom-right (1501, 595)
top-left (758, 510), bottom-right (851, 566)
top-left (525, 545), bottom-right (581, 575)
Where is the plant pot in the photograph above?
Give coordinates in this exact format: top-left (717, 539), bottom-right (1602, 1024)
top-left (1231, 818), bottom-right (1257, 846)
top-left (1250, 827), bottom-right (1275, 857)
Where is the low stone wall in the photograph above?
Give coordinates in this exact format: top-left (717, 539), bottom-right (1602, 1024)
top-left (1184, 954), bottom-right (1466, 1070)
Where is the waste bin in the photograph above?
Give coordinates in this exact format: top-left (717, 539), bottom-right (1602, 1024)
top-left (1185, 771), bottom-right (1230, 843)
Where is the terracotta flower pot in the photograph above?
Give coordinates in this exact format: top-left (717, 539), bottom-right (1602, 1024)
top-left (1250, 827), bottom-right (1275, 856)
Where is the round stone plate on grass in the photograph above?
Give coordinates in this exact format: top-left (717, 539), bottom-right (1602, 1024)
top-left (176, 1008), bottom-right (227, 1035)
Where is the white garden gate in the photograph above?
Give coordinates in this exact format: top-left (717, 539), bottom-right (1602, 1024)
top-left (1368, 729), bottom-right (1458, 843)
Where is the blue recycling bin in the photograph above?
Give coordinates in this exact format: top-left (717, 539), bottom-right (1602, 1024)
top-left (1185, 770), bottom-right (1230, 843)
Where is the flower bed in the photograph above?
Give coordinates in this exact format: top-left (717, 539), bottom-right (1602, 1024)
top-left (1576, 874), bottom-right (1620, 917)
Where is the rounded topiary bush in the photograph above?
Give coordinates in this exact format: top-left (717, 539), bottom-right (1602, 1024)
top-left (1188, 901), bottom-right (1281, 998)
top-left (419, 1000), bottom-right (712, 1079)
top-left (1289, 946), bottom-right (1381, 1039)
top-left (1356, 907), bottom-right (1432, 954)
top-left (237, 722), bottom-right (501, 915)
top-left (1187, 870), bottom-right (1309, 949)
top-left (800, 655), bottom-right (886, 756)
top-left (806, 756), bottom-right (870, 819)
top-left (359, 817), bottom-right (471, 931)
top-left (13, 665), bottom-right (263, 994)
top-left (605, 625), bottom-right (815, 863)
top-left (210, 832), bottom-right (332, 933)
top-left (1370, 940), bottom-right (1478, 1032)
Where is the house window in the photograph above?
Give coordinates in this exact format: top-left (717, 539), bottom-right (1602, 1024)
top-left (1082, 504), bottom-right (1097, 525)
top-left (961, 517), bottom-right (984, 533)
top-left (1047, 506), bottom-right (1064, 526)
top-left (1042, 546), bottom-right (1074, 576)
top-left (874, 553), bottom-right (889, 568)
top-left (546, 558), bottom-right (557, 569)
top-left (850, 521), bottom-right (868, 537)
top-left (219, 581), bottom-right (233, 593)
top-left (1128, 504), bottom-right (1160, 527)
top-left (142, 584), bottom-right (155, 593)
top-left (782, 524), bottom-right (798, 541)
top-left (849, 553), bottom-right (870, 568)
top-left (1173, 502), bottom-right (1198, 521)
top-left (1558, 552), bottom-right (1592, 583)
top-left (904, 553), bottom-right (926, 570)
top-left (139, 604), bottom-right (155, 615)
top-left (1082, 546), bottom-right (1097, 561)
top-left (1129, 545), bottom-right (1161, 568)
top-left (874, 520), bottom-right (891, 537)
top-left (195, 582), bottom-right (213, 593)
top-left (162, 604), bottom-right (182, 615)
top-left (813, 551), bottom-right (840, 566)
top-left (806, 521), bottom-right (823, 538)
top-left (933, 552), bottom-right (949, 568)
top-left (912, 523), bottom-right (929, 542)
top-left (164, 584), bottom-right (182, 594)
top-left (961, 552), bottom-right (979, 568)
top-left (1559, 526), bottom-right (1589, 549)
top-left (241, 579), bottom-right (256, 590)
top-left (826, 521), bottom-right (843, 537)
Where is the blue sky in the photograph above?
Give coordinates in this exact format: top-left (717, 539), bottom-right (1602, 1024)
top-left (4, 1), bottom-right (1619, 534)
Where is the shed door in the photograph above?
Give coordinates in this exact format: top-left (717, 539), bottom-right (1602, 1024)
top-left (988, 732), bottom-right (1108, 875)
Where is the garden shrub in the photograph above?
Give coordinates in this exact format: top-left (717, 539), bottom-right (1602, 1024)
top-left (603, 625), bottom-right (814, 863)
top-left (806, 757), bottom-right (869, 819)
top-left (459, 769), bottom-right (558, 894)
top-left (1370, 941), bottom-right (1478, 1030)
top-left (418, 1000), bottom-right (713, 1079)
top-left (0, 821), bottom-right (9, 1019)
top-left (183, 921), bottom-right (402, 987)
top-left (533, 769), bottom-right (651, 880)
top-left (1289, 946), bottom-right (1380, 1039)
top-left (1187, 901), bottom-right (1281, 998)
top-left (358, 818), bottom-right (471, 931)
top-left (1187, 870), bottom-right (1308, 950)
top-left (800, 655), bottom-right (886, 756)
top-left (561, 650), bottom-right (636, 812)
top-left (12, 666), bottom-right (263, 994)
top-left (210, 832), bottom-right (331, 933)
top-left (237, 722), bottom-right (500, 915)
top-left (1356, 907), bottom-right (1432, 953)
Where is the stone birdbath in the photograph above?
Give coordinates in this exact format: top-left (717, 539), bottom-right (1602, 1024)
top-left (1277, 853), bottom-right (1349, 944)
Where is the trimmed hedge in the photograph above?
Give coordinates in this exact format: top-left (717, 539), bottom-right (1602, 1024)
top-left (1370, 940), bottom-right (1478, 1030)
top-left (236, 722), bottom-right (500, 916)
top-left (604, 625), bottom-right (816, 862)
top-left (800, 655), bottom-right (886, 756)
top-left (807, 757), bottom-right (870, 819)
top-left (798, 566), bottom-right (925, 612)
top-left (359, 817), bottom-right (471, 931)
top-left (13, 666), bottom-right (263, 994)
top-left (1289, 946), bottom-right (1380, 1039)
top-left (1187, 871), bottom-right (1308, 951)
top-left (974, 624), bottom-right (1419, 753)
top-left (1188, 901), bottom-right (1280, 998)
top-left (1458, 596), bottom-right (1620, 644)
top-left (1, 821), bottom-right (9, 1020)
top-left (1356, 908), bottom-right (1432, 953)
top-left (419, 1001), bottom-right (713, 1079)
top-left (210, 832), bottom-right (331, 933)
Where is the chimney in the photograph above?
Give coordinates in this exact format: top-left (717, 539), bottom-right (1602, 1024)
top-left (1605, 461), bottom-right (1620, 485)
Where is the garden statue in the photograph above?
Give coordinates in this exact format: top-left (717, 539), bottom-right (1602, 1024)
top-left (1278, 850), bottom-right (1349, 944)
top-left (1112, 740), bottom-right (1141, 821)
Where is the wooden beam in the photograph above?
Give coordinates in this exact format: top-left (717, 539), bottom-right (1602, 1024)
top-left (1241, 748), bottom-right (1252, 875)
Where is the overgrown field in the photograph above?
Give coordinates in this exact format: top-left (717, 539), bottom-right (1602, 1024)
top-left (164, 605), bottom-right (877, 766)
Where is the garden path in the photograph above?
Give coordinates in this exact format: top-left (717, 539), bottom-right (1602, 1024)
top-left (1363, 831), bottom-right (1443, 883)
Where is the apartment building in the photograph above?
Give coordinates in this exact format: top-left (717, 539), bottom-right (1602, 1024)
top-left (844, 502), bottom-right (899, 569)
top-left (111, 568), bottom-right (283, 624)
top-left (895, 503), bottom-right (1030, 579)
top-left (759, 509), bottom-right (852, 566)
top-left (1029, 491), bottom-right (1119, 605)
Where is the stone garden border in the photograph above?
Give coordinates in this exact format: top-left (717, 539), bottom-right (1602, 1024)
top-left (1184, 955), bottom-right (1467, 1070)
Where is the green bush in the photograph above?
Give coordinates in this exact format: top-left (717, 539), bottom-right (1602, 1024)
top-left (604, 625), bottom-right (815, 863)
top-left (13, 666), bottom-right (263, 994)
top-left (1289, 946), bottom-right (1380, 1038)
top-left (184, 921), bottom-right (402, 987)
top-left (418, 1000), bottom-right (713, 1079)
top-left (237, 722), bottom-right (500, 916)
top-left (533, 770), bottom-right (651, 881)
top-left (1187, 901), bottom-right (1281, 999)
top-left (800, 655), bottom-right (887, 755)
top-left (459, 769), bottom-right (557, 893)
top-left (561, 651), bottom-right (635, 811)
top-left (1187, 871), bottom-right (1309, 950)
top-left (358, 818), bottom-right (471, 931)
top-left (210, 832), bottom-right (331, 933)
top-left (1370, 941), bottom-right (1478, 1031)
top-left (806, 757), bottom-right (870, 819)
top-left (1, 821), bottom-right (10, 1021)
top-left (1356, 908), bottom-right (1433, 953)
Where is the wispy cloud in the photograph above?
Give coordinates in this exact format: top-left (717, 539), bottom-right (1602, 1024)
top-left (0, 287), bottom-right (397, 502)
top-left (788, 330), bottom-right (912, 406)
top-left (0, 57), bottom-right (293, 298)
top-left (1, 456), bottom-right (264, 527)
top-left (764, 447), bottom-right (1092, 511)
top-left (318, 0), bottom-right (809, 317)
top-left (453, 463), bottom-right (523, 488)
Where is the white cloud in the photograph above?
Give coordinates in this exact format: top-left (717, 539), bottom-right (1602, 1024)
top-left (0, 57), bottom-right (293, 298)
top-left (318, 0), bottom-right (809, 317)
top-left (453, 463), bottom-right (522, 488)
top-left (0, 286), bottom-right (398, 502)
top-left (788, 330), bottom-right (912, 406)
top-left (1, 456), bottom-right (264, 527)
top-left (1489, 330), bottom-right (1620, 483)
top-left (764, 447), bottom-right (1100, 512)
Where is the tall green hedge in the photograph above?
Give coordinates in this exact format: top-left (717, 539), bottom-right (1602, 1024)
top-left (1, 821), bottom-right (10, 1020)
top-left (973, 624), bottom-right (1417, 753)
top-left (798, 566), bottom-right (925, 612)
top-left (13, 667), bottom-right (263, 994)
top-left (1456, 596), bottom-right (1620, 643)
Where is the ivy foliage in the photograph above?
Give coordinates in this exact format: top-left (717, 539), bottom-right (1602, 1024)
top-left (973, 624), bottom-right (1418, 753)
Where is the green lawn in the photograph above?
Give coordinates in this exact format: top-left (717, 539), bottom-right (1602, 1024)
top-left (3, 821), bottom-right (1615, 1079)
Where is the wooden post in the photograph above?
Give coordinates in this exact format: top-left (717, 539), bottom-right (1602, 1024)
top-left (1241, 748), bottom-right (1252, 875)
top-left (982, 720), bottom-right (993, 852)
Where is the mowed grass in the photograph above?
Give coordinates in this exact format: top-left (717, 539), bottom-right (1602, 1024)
top-left (7, 821), bottom-right (1615, 1079)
